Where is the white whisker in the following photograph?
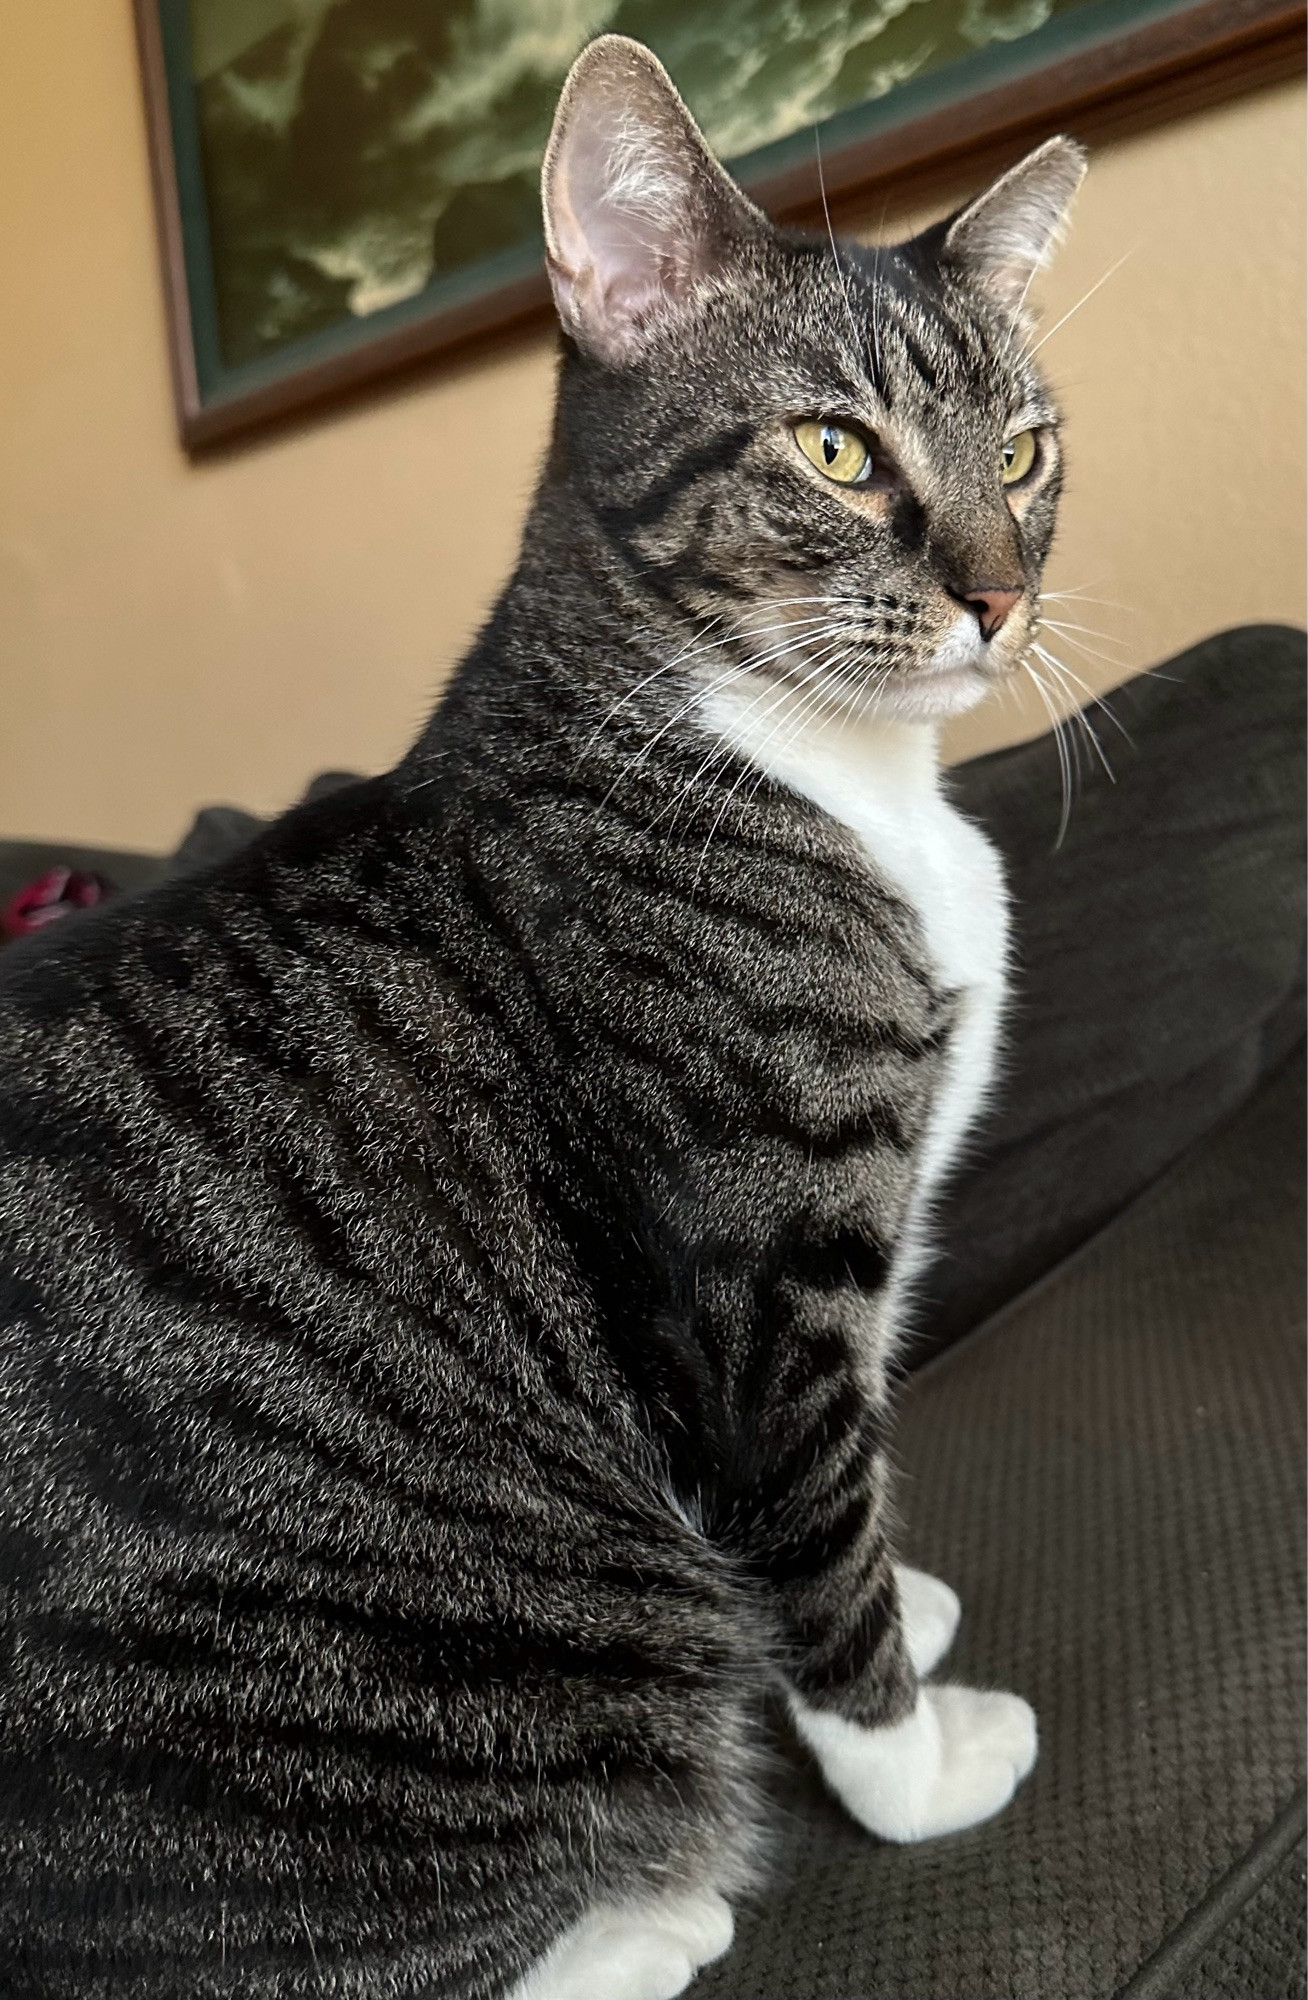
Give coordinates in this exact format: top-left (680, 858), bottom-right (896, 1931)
top-left (636, 624), bottom-right (859, 837)
top-left (688, 638), bottom-right (863, 888)
top-left (1031, 248), bottom-right (1134, 354)
top-left (594, 615), bottom-right (855, 808)
top-left (1039, 616), bottom-right (1131, 651)
top-left (1023, 657), bottom-right (1074, 847)
top-left (1040, 588), bottom-right (1134, 614)
top-left (814, 127), bottom-right (865, 370)
top-left (1033, 642), bottom-right (1131, 755)
top-left (579, 597), bottom-right (865, 760)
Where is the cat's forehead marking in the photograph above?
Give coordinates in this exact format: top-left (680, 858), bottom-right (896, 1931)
top-left (790, 240), bottom-right (1024, 425)
top-left (874, 262), bottom-right (1009, 404)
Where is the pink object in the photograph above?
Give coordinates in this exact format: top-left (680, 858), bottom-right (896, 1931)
top-left (1, 868), bottom-right (112, 940)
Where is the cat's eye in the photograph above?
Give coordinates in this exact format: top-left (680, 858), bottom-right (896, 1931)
top-left (794, 421), bottom-right (873, 486)
top-left (1000, 430), bottom-right (1038, 485)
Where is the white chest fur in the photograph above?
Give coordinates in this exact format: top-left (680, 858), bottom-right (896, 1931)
top-left (703, 688), bottom-right (1010, 1220)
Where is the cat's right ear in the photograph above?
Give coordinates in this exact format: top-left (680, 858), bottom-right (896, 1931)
top-left (942, 137), bottom-right (1087, 316)
top-left (542, 35), bottom-right (763, 364)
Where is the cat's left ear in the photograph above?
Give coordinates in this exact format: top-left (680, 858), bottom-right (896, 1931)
top-left (943, 137), bottom-right (1087, 315)
top-left (542, 34), bottom-right (765, 364)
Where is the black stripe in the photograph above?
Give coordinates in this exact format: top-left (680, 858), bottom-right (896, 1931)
top-left (762, 1480), bottom-right (874, 1585)
top-left (791, 1573), bottom-right (896, 1693)
top-left (780, 1223), bottom-right (891, 1297)
top-left (594, 425), bottom-right (755, 535)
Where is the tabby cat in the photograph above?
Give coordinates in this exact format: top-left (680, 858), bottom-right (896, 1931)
top-left (0, 36), bottom-right (1084, 1999)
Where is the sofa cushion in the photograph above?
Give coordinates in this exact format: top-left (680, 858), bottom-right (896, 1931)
top-left (0, 840), bottom-right (162, 917)
top-left (927, 623), bottom-right (1306, 1361)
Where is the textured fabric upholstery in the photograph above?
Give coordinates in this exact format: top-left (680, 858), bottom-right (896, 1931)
top-left (1162, 1826), bottom-right (1306, 2000)
top-left (698, 1052), bottom-right (1306, 2000)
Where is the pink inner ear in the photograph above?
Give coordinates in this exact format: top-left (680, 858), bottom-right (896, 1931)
top-left (548, 86), bottom-right (713, 342)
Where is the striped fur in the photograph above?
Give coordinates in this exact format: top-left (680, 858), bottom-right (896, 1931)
top-left (0, 38), bottom-right (1081, 1999)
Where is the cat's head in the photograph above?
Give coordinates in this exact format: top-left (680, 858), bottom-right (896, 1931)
top-left (541, 36), bottom-right (1084, 723)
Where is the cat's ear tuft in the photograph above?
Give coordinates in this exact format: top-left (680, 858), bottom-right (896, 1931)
top-left (943, 137), bottom-right (1087, 315)
top-left (542, 35), bottom-right (762, 363)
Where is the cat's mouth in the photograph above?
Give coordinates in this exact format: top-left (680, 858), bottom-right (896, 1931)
top-left (707, 601), bottom-right (1027, 726)
top-left (926, 609), bottom-right (1024, 680)
top-left (870, 610), bottom-right (1027, 721)
top-left (924, 610), bottom-right (1028, 687)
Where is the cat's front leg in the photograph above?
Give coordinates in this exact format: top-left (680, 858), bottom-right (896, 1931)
top-left (765, 1424), bottom-right (1036, 1843)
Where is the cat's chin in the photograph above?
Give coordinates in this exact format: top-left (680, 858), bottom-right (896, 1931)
top-left (875, 665), bottom-right (995, 723)
top-left (867, 613), bottom-right (1021, 722)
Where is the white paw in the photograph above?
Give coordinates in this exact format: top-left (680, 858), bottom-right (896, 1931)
top-left (894, 1563), bottom-right (961, 1677)
top-left (791, 1683), bottom-right (1037, 1843)
top-left (511, 1889), bottom-right (734, 2000)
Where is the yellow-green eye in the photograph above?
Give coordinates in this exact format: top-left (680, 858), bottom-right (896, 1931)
top-left (1000, 429), bottom-right (1038, 485)
top-left (794, 421), bottom-right (872, 486)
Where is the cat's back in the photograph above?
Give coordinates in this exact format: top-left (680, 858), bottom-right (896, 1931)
top-left (0, 773), bottom-right (623, 1465)
top-left (0, 775), bottom-right (504, 1226)
top-left (0, 769), bottom-right (676, 1648)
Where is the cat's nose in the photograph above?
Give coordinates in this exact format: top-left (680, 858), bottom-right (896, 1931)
top-left (963, 586), bottom-right (1023, 641)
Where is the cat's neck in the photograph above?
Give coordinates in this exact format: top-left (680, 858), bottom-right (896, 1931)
top-left (702, 675), bottom-right (945, 812)
top-left (409, 523), bottom-right (949, 815)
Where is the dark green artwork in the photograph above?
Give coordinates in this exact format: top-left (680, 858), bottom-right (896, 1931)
top-left (152, 0), bottom-right (1192, 426)
top-left (189, 0), bottom-right (1088, 371)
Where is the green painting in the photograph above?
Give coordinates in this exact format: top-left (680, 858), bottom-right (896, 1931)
top-left (188, 0), bottom-right (1083, 371)
top-left (144, 0), bottom-right (1204, 438)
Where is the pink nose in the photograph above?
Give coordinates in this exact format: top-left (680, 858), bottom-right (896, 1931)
top-left (964, 586), bottom-right (1023, 641)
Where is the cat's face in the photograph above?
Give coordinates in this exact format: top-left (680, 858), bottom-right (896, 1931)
top-left (543, 37), bottom-right (1084, 724)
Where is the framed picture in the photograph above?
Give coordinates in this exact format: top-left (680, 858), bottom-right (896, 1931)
top-left (134, 0), bottom-right (1302, 449)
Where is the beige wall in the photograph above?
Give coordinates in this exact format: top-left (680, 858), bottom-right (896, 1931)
top-left (1, 4), bottom-right (1303, 853)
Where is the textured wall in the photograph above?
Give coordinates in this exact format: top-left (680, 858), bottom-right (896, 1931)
top-left (1, 5), bottom-right (1303, 850)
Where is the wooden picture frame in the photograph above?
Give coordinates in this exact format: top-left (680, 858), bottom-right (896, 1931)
top-left (133, 0), bottom-right (1304, 451)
